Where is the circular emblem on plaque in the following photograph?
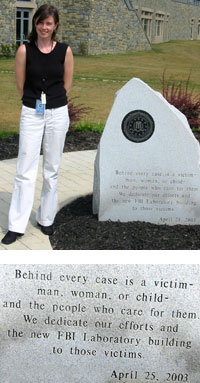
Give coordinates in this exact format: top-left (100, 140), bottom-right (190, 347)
top-left (121, 110), bottom-right (155, 143)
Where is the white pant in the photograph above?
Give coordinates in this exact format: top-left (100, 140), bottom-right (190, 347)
top-left (8, 105), bottom-right (69, 233)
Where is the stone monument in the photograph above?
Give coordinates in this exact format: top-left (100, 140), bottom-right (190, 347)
top-left (93, 78), bottom-right (200, 225)
top-left (0, 264), bottom-right (200, 382)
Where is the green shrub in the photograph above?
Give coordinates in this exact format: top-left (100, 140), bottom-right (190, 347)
top-left (78, 41), bottom-right (88, 56)
top-left (0, 43), bottom-right (17, 58)
top-left (11, 43), bottom-right (18, 55)
top-left (75, 122), bottom-right (104, 133)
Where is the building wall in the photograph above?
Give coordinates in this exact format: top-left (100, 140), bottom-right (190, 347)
top-left (60, 0), bottom-right (91, 55)
top-left (0, 0), bottom-right (200, 55)
top-left (87, 0), bottom-right (150, 54)
top-left (0, 0), bottom-right (15, 45)
top-left (59, 0), bottom-right (150, 54)
top-left (137, 0), bottom-right (200, 43)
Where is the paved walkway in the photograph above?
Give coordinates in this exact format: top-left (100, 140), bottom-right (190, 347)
top-left (0, 150), bottom-right (96, 250)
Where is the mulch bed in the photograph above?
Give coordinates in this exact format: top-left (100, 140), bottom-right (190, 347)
top-left (0, 130), bottom-right (100, 161)
top-left (1, 130), bottom-right (200, 250)
top-left (51, 193), bottom-right (200, 250)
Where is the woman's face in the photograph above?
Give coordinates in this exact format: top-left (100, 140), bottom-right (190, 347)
top-left (35, 15), bottom-right (57, 40)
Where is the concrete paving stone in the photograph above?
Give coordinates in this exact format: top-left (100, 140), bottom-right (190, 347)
top-left (0, 224), bottom-right (8, 233)
top-left (0, 176), bottom-right (13, 185)
top-left (65, 173), bottom-right (87, 182)
top-left (19, 234), bottom-right (51, 250)
top-left (0, 212), bottom-right (8, 230)
top-left (4, 169), bottom-right (16, 177)
top-left (0, 161), bottom-right (8, 167)
top-left (35, 179), bottom-right (43, 186)
top-left (80, 174), bottom-right (93, 185)
top-left (59, 194), bottom-right (80, 205)
top-left (58, 184), bottom-right (71, 192)
top-left (0, 196), bottom-right (10, 205)
top-left (60, 164), bottom-right (80, 172)
top-left (68, 160), bottom-right (89, 168)
top-left (63, 172), bottom-right (93, 180)
top-left (62, 154), bottom-right (84, 162)
top-left (58, 195), bottom-right (82, 210)
top-left (2, 158), bottom-right (17, 164)
top-left (0, 196), bottom-right (10, 206)
top-left (0, 179), bottom-right (11, 186)
top-left (58, 176), bottom-right (70, 183)
top-left (32, 197), bottom-right (41, 206)
top-left (0, 164), bottom-right (11, 171)
top-left (0, 238), bottom-right (30, 250)
top-left (32, 197), bottom-right (40, 206)
top-left (33, 186), bottom-right (42, 194)
top-left (0, 202), bottom-right (9, 216)
top-left (58, 186), bottom-right (75, 194)
top-left (76, 176), bottom-right (93, 183)
top-left (1, 165), bottom-right (14, 172)
top-left (24, 223), bottom-right (41, 236)
top-left (65, 179), bottom-right (81, 186)
top-left (58, 191), bottom-right (81, 200)
top-left (28, 217), bottom-right (39, 229)
top-left (59, 181), bottom-right (78, 189)
top-left (58, 190), bottom-right (81, 200)
top-left (1, 171), bottom-right (12, 179)
top-left (57, 177), bottom-right (71, 186)
top-left (0, 243), bottom-right (8, 250)
top-left (59, 174), bottom-right (74, 181)
top-left (0, 150), bottom-right (96, 250)
top-left (0, 184), bottom-right (13, 193)
top-left (80, 183), bottom-right (93, 189)
top-left (67, 155), bottom-right (86, 162)
top-left (8, 165), bottom-right (17, 171)
top-left (77, 175), bottom-right (93, 182)
top-left (0, 163), bottom-right (12, 170)
top-left (75, 186), bottom-right (92, 194)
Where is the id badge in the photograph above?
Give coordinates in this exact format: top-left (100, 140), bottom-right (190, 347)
top-left (36, 99), bottom-right (45, 115)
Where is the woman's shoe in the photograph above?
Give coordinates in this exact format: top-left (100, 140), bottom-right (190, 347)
top-left (37, 222), bottom-right (54, 236)
top-left (1, 231), bottom-right (24, 245)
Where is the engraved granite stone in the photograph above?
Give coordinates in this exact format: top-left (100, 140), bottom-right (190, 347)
top-left (0, 264), bottom-right (199, 383)
top-left (93, 78), bottom-right (200, 225)
top-left (121, 110), bottom-right (155, 143)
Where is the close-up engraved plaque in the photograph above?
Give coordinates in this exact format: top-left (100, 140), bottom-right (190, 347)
top-left (0, 264), bottom-right (200, 383)
top-left (121, 110), bottom-right (155, 143)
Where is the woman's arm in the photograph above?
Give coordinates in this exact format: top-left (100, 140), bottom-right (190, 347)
top-left (64, 46), bottom-right (74, 95)
top-left (14, 44), bottom-right (26, 98)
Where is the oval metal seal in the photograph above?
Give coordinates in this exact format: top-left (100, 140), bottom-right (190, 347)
top-left (121, 110), bottom-right (155, 143)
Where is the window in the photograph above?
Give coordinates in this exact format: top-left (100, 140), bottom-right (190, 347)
top-left (165, 15), bottom-right (169, 41)
top-left (155, 14), bottom-right (164, 37)
top-left (190, 18), bottom-right (194, 39)
top-left (16, 8), bottom-right (30, 45)
top-left (141, 11), bottom-right (153, 40)
top-left (15, 1), bottom-right (36, 45)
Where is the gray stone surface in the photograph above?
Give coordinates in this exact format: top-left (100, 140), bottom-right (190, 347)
top-left (93, 78), bottom-right (200, 225)
top-left (0, 264), bottom-right (199, 382)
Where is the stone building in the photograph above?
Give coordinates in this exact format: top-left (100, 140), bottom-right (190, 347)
top-left (0, 0), bottom-right (200, 55)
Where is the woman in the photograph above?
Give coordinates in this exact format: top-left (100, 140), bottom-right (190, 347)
top-left (2, 4), bottom-right (74, 245)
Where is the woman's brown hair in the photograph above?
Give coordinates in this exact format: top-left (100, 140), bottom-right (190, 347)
top-left (28, 4), bottom-right (59, 43)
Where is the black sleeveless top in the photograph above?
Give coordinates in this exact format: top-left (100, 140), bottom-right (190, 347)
top-left (23, 42), bottom-right (68, 109)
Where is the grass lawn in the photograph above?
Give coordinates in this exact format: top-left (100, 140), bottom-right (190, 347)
top-left (0, 40), bottom-right (200, 134)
